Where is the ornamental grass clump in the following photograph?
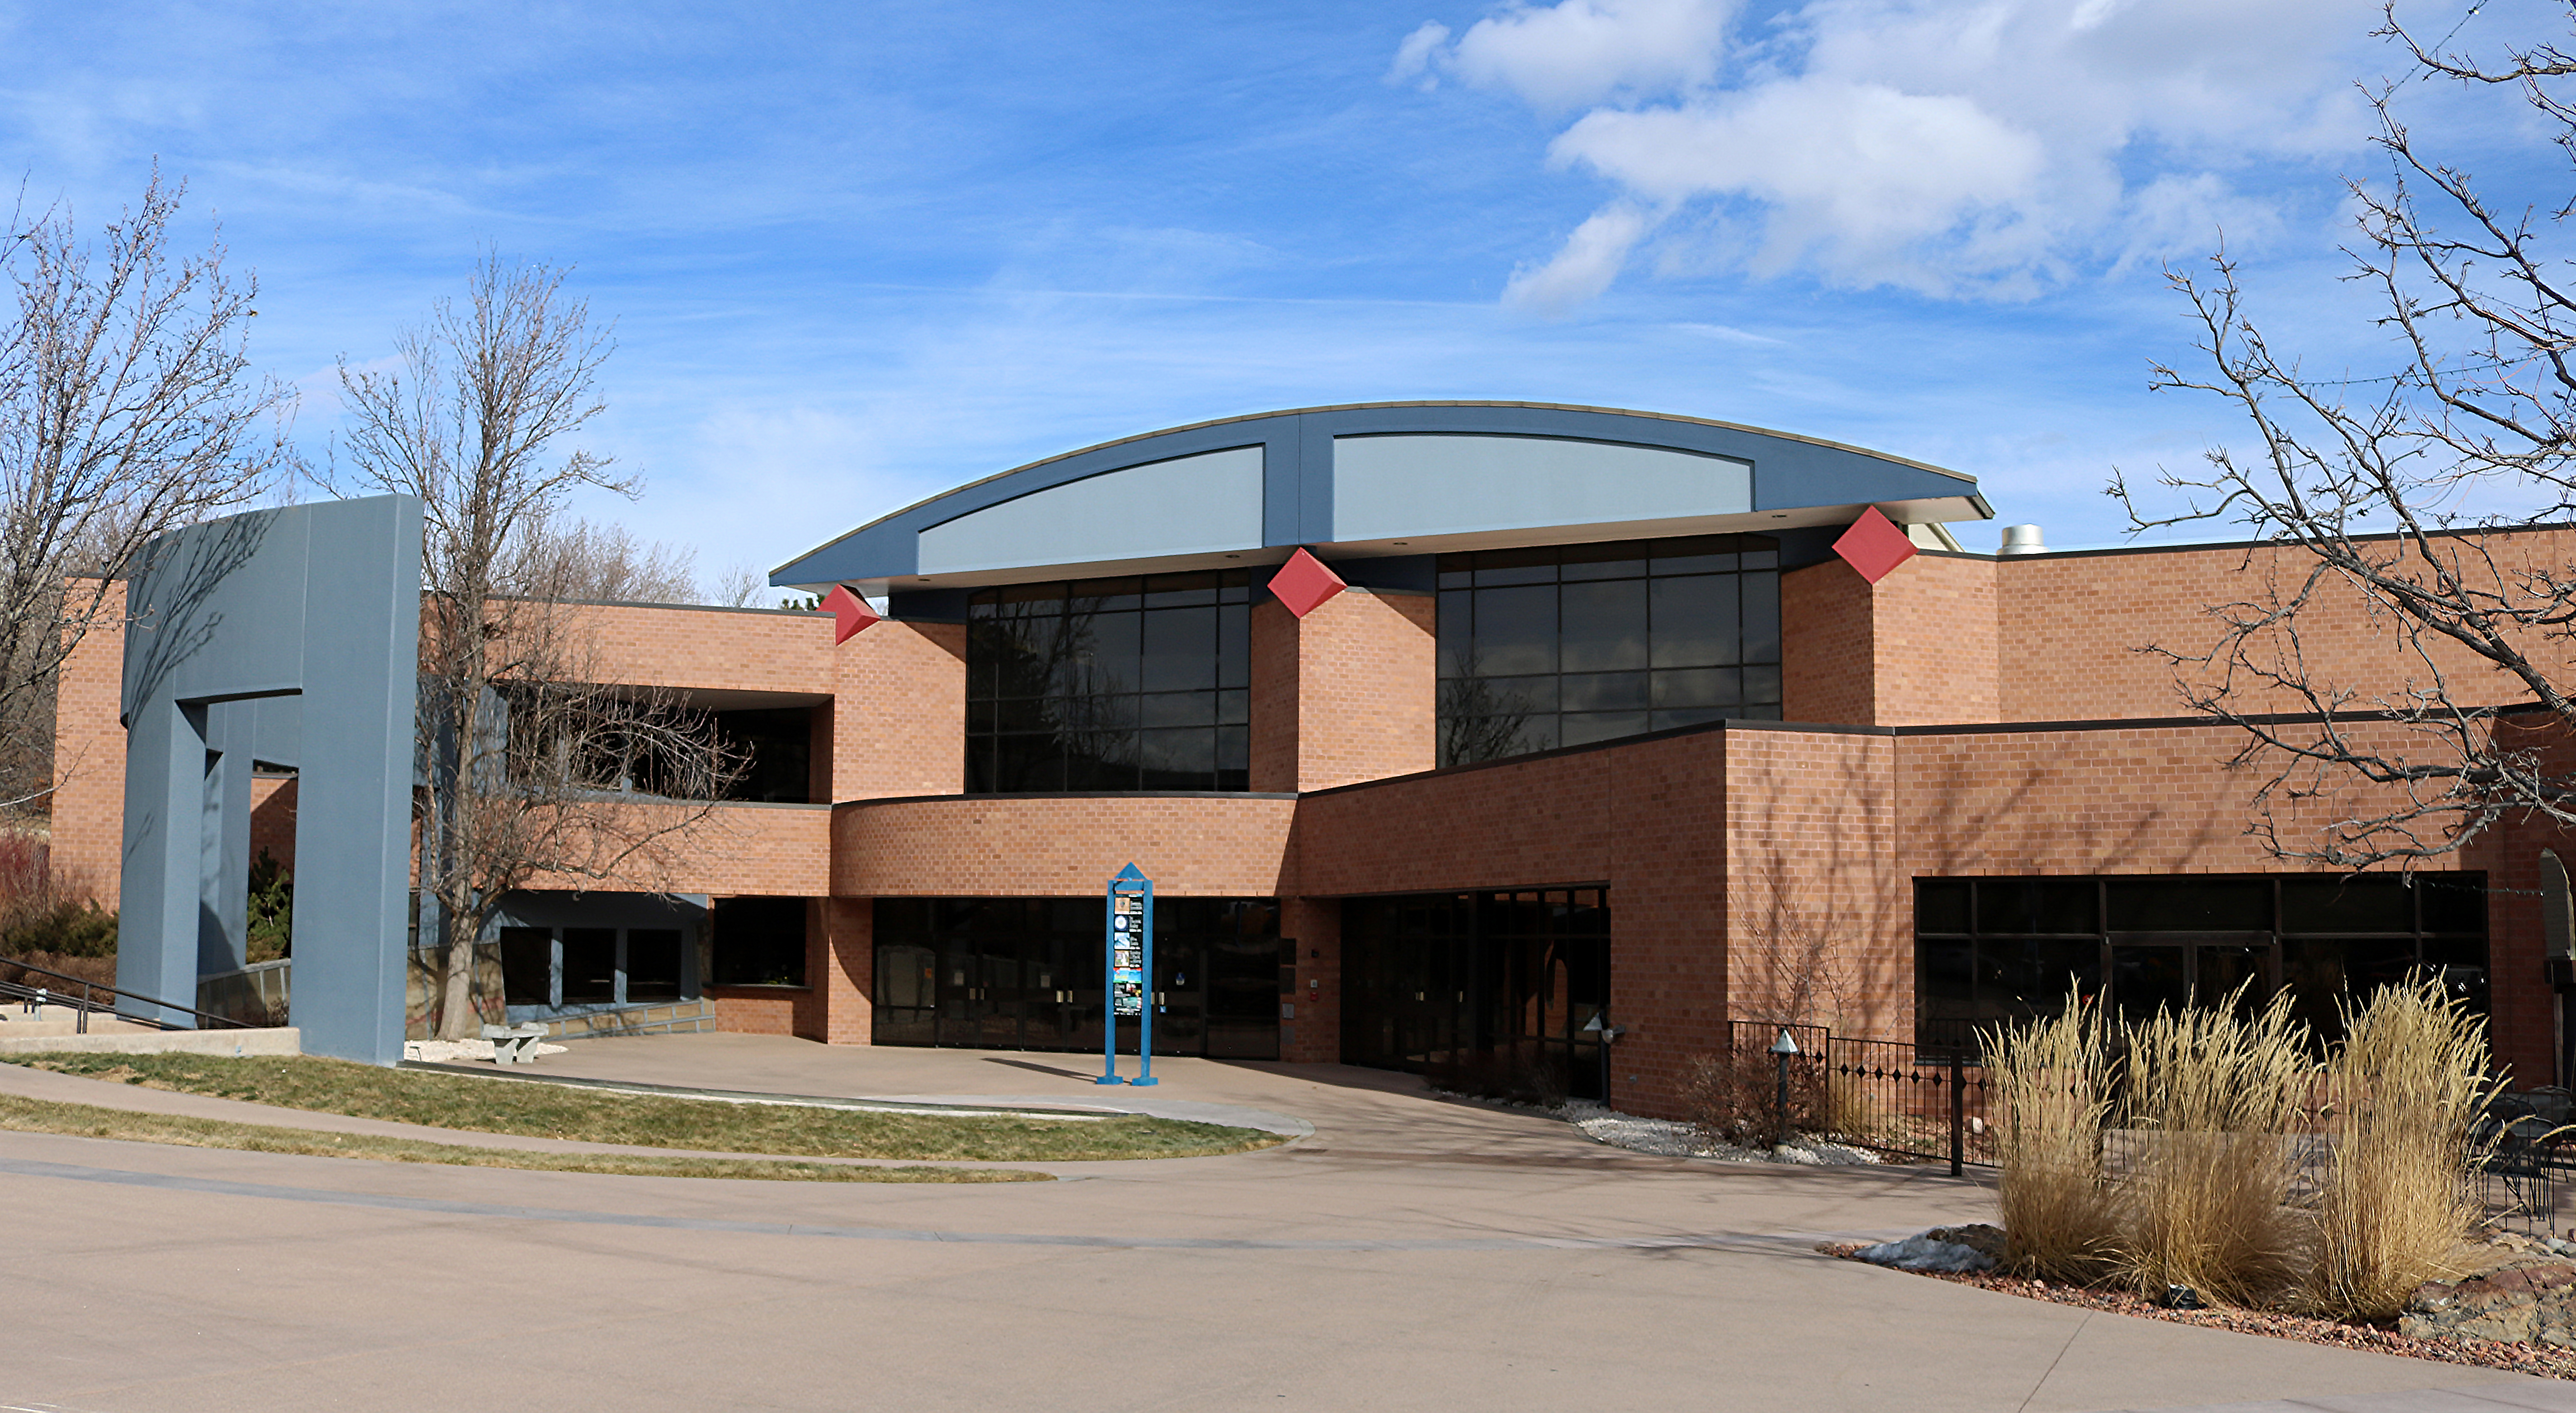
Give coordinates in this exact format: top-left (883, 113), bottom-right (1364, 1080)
top-left (2116, 986), bottom-right (2316, 1309)
top-left (1986, 991), bottom-right (2120, 1282)
top-left (2306, 974), bottom-right (2497, 1321)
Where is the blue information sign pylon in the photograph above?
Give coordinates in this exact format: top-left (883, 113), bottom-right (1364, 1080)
top-left (1100, 864), bottom-right (1156, 1086)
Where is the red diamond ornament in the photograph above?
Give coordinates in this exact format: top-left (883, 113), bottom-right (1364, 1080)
top-left (1268, 548), bottom-right (1347, 619)
top-left (821, 584), bottom-right (880, 644)
top-left (1833, 507), bottom-right (1919, 585)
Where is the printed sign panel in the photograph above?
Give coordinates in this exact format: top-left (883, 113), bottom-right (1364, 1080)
top-left (1113, 894), bottom-right (1145, 1017)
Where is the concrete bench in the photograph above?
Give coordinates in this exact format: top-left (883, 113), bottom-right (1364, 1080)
top-left (481, 1023), bottom-right (549, 1066)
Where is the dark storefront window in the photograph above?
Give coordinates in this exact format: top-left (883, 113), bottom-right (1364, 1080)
top-left (709, 707), bottom-right (815, 803)
top-left (710, 896), bottom-right (810, 987)
top-left (1436, 536), bottom-right (1780, 767)
top-left (1914, 872), bottom-right (2488, 1050)
top-left (965, 572), bottom-right (1252, 793)
top-left (871, 896), bottom-right (1282, 1057)
top-left (1341, 888), bottom-right (1611, 1100)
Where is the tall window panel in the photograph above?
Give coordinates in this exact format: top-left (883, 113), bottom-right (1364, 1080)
top-left (1435, 535), bottom-right (1781, 767)
top-left (966, 571), bottom-right (1251, 793)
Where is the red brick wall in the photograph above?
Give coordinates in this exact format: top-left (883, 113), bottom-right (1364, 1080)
top-left (1874, 555), bottom-right (1999, 726)
top-left (1781, 561), bottom-right (1874, 725)
top-left (1724, 729), bottom-right (1907, 1044)
top-left (706, 988), bottom-right (800, 1035)
top-left (832, 620), bottom-right (966, 801)
top-left (1990, 531), bottom-right (2576, 723)
top-left (1295, 730), bottom-right (1729, 1116)
top-left (1249, 590), bottom-right (1435, 792)
top-left (1293, 589), bottom-right (1436, 790)
top-left (1249, 601), bottom-right (1299, 793)
top-left (249, 776), bottom-right (296, 873)
top-left (49, 582), bottom-right (125, 905)
top-left (814, 896), bottom-right (870, 1043)
top-left (1781, 554), bottom-right (1997, 727)
top-left (834, 795), bottom-right (1297, 897)
top-left (1278, 894), bottom-right (1340, 1063)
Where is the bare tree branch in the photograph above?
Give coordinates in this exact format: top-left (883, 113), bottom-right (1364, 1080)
top-left (0, 165), bottom-right (290, 810)
top-left (2114, 5), bottom-right (2576, 870)
top-left (332, 255), bottom-right (741, 1039)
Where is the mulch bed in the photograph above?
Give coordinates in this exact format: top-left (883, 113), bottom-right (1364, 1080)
top-left (1818, 1242), bottom-right (2576, 1381)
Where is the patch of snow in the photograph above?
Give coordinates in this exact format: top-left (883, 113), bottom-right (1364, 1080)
top-left (402, 1038), bottom-right (568, 1063)
top-left (1562, 1101), bottom-right (1881, 1166)
top-left (1854, 1234), bottom-right (1998, 1273)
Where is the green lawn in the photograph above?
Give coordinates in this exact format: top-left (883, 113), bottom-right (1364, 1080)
top-left (0, 1091), bottom-right (1046, 1181)
top-left (7, 1053), bottom-right (1283, 1162)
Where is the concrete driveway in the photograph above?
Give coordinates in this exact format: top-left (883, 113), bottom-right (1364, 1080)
top-left (3, 1033), bottom-right (2569, 1413)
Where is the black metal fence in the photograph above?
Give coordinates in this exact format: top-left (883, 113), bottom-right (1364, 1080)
top-left (2479, 1118), bottom-right (2576, 1238)
top-left (1727, 1021), bottom-right (1994, 1174)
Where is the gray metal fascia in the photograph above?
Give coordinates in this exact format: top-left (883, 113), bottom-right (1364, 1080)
top-left (768, 401), bottom-right (1980, 587)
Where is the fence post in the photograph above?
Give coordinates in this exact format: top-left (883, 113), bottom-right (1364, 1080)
top-left (1949, 1052), bottom-right (1965, 1177)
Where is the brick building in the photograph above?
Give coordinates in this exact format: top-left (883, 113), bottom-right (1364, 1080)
top-left (48, 402), bottom-right (2559, 1113)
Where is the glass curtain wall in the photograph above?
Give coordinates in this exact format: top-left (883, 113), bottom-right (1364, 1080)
top-left (1341, 888), bottom-right (1611, 1099)
top-left (1913, 872), bottom-right (2488, 1049)
top-left (871, 896), bottom-right (1282, 1057)
top-left (1436, 536), bottom-right (1780, 767)
top-left (966, 572), bottom-right (1251, 792)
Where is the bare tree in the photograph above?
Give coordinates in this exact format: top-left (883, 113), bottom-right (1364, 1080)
top-left (0, 168), bottom-right (289, 810)
top-left (334, 256), bottom-right (739, 1039)
top-left (2113, 5), bottom-right (2576, 869)
top-left (501, 513), bottom-right (700, 604)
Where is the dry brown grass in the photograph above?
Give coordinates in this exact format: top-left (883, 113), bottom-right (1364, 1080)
top-left (2116, 987), bottom-right (2316, 1308)
top-left (2306, 974), bottom-right (2496, 1320)
top-left (0, 1091), bottom-right (1048, 1181)
top-left (1987, 993), bottom-right (2122, 1281)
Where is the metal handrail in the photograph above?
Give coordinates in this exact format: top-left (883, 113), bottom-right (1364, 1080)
top-left (0, 955), bottom-right (251, 1031)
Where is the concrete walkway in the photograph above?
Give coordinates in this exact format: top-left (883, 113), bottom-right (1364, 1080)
top-left (0, 1032), bottom-right (2569, 1412)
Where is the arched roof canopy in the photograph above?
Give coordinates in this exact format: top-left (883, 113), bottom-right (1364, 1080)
top-left (772, 401), bottom-right (1990, 595)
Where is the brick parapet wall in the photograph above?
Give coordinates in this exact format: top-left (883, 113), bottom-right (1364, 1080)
top-left (512, 804), bottom-right (830, 896)
top-left (1873, 555), bottom-right (1999, 725)
top-left (833, 795), bottom-right (1297, 898)
top-left (833, 619), bottom-right (966, 801)
top-left (1989, 531), bottom-right (2576, 723)
top-left (1780, 561), bottom-right (1874, 725)
top-left (1293, 589), bottom-right (1436, 791)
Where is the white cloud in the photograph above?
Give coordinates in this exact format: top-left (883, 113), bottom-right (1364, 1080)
top-left (1412, 0), bottom-right (2382, 302)
top-left (1443, 0), bottom-right (1738, 110)
top-left (1504, 203), bottom-right (1653, 313)
top-left (1388, 22), bottom-right (1451, 87)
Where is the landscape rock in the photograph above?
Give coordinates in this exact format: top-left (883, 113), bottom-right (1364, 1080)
top-left (1926, 1224), bottom-right (2007, 1262)
top-left (1854, 1232), bottom-right (2000, 1274)
top-left (2401, 1259), bottom-right (2576, 1347)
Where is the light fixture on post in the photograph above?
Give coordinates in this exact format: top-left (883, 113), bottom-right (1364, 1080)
top-left (1583, 1012), bottom-right (1624, 1105)
top-left (1770, 1028), bottom-right (1801, 1146)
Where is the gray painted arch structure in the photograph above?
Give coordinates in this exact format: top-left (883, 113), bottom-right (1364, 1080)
top-left (118, 495), bottom-right (423, 1062)
top-left (772, 401), bottom-right (1991, 596)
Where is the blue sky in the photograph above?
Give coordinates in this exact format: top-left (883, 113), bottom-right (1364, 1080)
top-left (0, 0), bottom-right (2549, 595)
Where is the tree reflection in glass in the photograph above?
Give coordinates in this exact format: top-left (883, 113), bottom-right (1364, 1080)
top-left (969, 571), bottom-right (1250, 792)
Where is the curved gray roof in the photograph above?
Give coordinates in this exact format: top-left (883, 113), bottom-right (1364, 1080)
top-left (772, 401), bottom-right (1989, 592)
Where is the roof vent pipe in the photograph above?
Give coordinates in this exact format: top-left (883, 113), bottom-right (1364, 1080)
top-left (1998, 525), bottom-right (2047, 556)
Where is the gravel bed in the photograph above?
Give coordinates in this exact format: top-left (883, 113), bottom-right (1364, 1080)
top-left (1818, 1242), bottom-right (2576, 1381)
top-left (1563, 1101), bottom-right (1883, 1166)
